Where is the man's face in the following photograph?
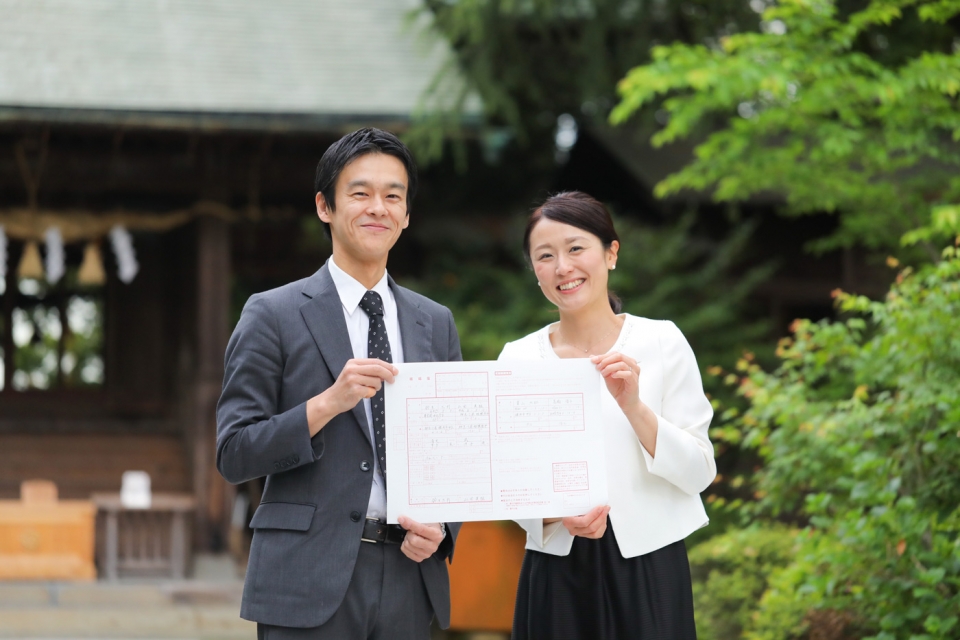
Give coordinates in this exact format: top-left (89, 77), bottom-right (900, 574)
top-left (316, 153), bottom-right (410, 268)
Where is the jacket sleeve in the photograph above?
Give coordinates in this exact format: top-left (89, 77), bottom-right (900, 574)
top-left (446, 307), bottom-right (463, 364)
top-left (638, 321), bottom-right (717, 495)
top-left (216, 294), bottom-right (322, 485)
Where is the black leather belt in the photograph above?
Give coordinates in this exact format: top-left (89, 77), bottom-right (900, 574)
top-left (361, 517), bottom-right (407, 544)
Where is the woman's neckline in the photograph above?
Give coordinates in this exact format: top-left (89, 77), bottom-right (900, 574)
top-left (543, 314), bottom-right (630, 359)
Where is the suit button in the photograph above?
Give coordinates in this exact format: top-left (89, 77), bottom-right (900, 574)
top-left (350, 511), bottom-right (361, 522)
top-left (360, 460), bottom-right (371, 472)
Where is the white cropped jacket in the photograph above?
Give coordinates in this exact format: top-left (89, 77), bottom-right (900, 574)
top-left (498, 315), bottom-right (716, 558)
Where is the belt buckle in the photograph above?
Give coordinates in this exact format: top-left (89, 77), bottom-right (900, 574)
top-left (361, 516), bottom-right (382, 544)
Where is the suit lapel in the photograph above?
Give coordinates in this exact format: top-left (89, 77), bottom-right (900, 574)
top-left (391, 276), bottom-right (433, 363)
top-left (299, 263), bottom-right (370, 444)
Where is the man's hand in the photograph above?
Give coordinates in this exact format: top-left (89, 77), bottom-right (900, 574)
top-left (561, 505), bottom-right (610, 539)
top-left (397, 516), bottom-right (444, 563)
top-left (307, 358), bottom-right (397, 436)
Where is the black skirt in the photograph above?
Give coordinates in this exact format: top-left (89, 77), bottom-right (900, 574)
top-left (512, 520), bottom-right (697, 640)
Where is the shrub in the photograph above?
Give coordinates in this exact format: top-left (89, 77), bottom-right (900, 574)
top-left (717, 246), bottom-right (960, 639)
top-left (689, 525), bottom-right (800, 640)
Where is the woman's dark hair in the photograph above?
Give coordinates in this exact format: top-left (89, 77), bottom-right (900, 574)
top-left (523, 191), bottom-right (622, 314)
top-left (314, 127), bottom-right (418, 240)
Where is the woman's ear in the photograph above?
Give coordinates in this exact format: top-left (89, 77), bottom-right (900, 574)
top-left (607, 240), bottom-right (620, 269)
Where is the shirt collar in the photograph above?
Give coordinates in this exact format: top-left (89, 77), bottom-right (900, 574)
top-left (328, 257), bottom-right (391, 315)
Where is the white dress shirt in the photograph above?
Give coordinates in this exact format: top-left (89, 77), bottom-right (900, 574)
top-left (498, 314), bottom-right (716, 558)
top-left (327, 257), bottom-right (404, 520)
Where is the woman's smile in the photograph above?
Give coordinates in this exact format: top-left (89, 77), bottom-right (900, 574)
top-left (558, 278), bottom-right (585, 292)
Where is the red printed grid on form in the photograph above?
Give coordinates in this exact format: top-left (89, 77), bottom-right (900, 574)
top-left (552, 461), bottom-right (590, 492)
top-left (495, 393), bottom-right (585, 434)
top-left (406, 387), bottom-right (493, 506)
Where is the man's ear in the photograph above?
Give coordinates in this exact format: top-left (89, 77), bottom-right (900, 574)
top-left (316, 192), bottom-right (332, 223)
top-left (402, 211), bottom-right (410, 230)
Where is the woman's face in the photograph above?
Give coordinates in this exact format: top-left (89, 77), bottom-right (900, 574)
top-left (528, 217), bottom-right (618, 314)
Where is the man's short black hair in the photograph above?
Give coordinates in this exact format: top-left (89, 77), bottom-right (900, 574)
top-left (314, 128), bottom-right (418, 240)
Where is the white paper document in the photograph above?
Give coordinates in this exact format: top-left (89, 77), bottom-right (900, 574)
top-left (384, 359), bottom-right (608, 524)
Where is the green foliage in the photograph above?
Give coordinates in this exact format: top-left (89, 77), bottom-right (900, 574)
top-left (611, 211), bottom-right (774, 372)
top-left (744, 532), bottom-right (842, 639)
top-left (413, 0), bottom-right (759, 164)
top-left (902, 204), bottom-right (960, 248)
top-left (406, 252), bottom-right (556, 362)
top-left (4, 274), bottom-right (104, 391)
top-left (711, 244), bottom-right (960, 638)
top-left (611, 0), bottom-right (960, 254)
top-left (688, 525), bottom-right (801, 640)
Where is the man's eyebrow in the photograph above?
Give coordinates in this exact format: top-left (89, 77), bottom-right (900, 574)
top-left (344, 179), bottom-right (407, 192)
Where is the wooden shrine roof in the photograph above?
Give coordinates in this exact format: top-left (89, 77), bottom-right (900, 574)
top-left (0, 0), bottom-right (475, 130)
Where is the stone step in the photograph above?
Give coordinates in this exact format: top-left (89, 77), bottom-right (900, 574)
top-left (0, 606), bottom-right (254, 639)
top-left (0, 582), bottom-right (253, 639)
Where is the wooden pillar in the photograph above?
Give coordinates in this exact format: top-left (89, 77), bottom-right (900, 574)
top-left (193, 216), bottom-right (233, 550)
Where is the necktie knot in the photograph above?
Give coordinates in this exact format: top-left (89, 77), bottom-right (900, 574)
top-left (359, 290), bottom-right (385, 318)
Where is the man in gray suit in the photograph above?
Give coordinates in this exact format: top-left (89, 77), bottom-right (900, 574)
top-left (217, 128), bottom-right (462, 639)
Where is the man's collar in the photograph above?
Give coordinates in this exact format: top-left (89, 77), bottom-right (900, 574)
top-left (328, 256), bottom-right (390, 314)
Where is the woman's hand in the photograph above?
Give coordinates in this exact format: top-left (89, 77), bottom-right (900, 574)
top-left (591, 351), bottom-right (641, 411)
top-left (592, 351), bottom-right (659, 456)
top-left (561, 505), bottom-right (610, 539)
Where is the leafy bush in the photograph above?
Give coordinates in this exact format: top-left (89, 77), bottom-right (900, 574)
top-left (713, 246), bottom-right (960, 639)
top-left (689, 525), bottom-right (800, 640)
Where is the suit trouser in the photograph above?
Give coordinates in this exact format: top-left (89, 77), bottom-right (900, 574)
top-left (256, 538), bottom-right (434, 640)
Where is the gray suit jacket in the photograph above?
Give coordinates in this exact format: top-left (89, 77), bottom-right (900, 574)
top-left (216, 262), bottom-right (463, 629)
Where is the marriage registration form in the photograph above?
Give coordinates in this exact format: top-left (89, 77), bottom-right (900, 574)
top-left (384, 359), bottom-right (608, 524)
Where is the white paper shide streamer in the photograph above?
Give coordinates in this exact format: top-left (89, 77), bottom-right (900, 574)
top-left (109, 225), bottom-right (139, 284)
top-left (0, 225), bottom-right (7, 283)
top-left (44, 227), bottom-right (66, 285)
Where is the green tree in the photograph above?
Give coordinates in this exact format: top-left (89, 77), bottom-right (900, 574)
top-left (412, 0), bottom-right (759, 165)
top-left (611, 0), bottom-right (960, 256)
top-left (711, 245), bottom-right (960, 638)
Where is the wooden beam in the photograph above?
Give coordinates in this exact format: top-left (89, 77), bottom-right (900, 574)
top-left (192, 216), bottom-right (232, 551)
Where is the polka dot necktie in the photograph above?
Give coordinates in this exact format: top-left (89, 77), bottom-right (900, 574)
top-left (358, 290), bottom-right (392, 479)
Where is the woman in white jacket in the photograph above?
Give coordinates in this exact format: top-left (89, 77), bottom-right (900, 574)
top-left (499, 192), bottom-right (716, 640)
